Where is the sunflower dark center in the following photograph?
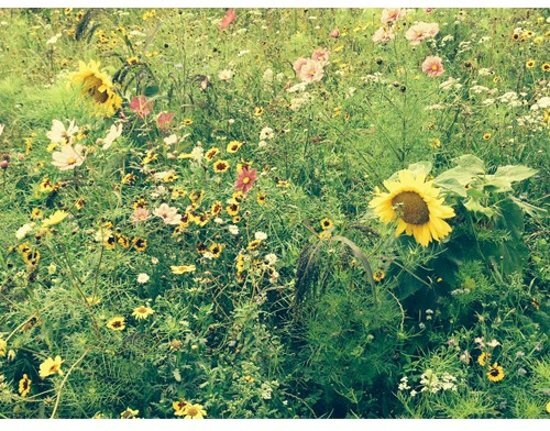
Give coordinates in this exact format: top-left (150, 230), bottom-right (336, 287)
top-left (391, 191), bottom-right (430, 225)
top-left (489, 368), bottom-right (499, 376)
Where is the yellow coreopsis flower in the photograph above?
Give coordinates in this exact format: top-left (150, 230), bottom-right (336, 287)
top-left (39, 355), bottom-right (64, 379)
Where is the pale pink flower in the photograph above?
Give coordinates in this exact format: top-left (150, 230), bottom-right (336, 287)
top-left (132, 207), bottom-right (150, 224)
top-left (381, 8), bottom-right (407, 25)
top-left (219, 9), bottom-right (236, 31)
top-left (153, 203), bottom-right (181, 225)
top-left (51, 144), bottom-right (86, 171)
top-left (329, 28), bottom-right (340, 38)
top-left (311, 48), bottom-right (329, 66)
top-left (372, 27), bottom-right (395, 44)
top-left (296, 59), bottom-right (324, 83)
top-left (129, 96), bottom-right (154, 119)
top-left (421, 56), bottom-right (445, 77)
top-left (156, 112), bottom-right (175, 130)
top-left (405, 22), bottom-right (440, 45)
top-left (293, 57), bottom-right (309, 76)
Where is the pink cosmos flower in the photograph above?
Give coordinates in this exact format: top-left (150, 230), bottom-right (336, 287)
top-left (156, 112), bottom-right (175, 130)
top-left (129, 96), bottom-right (154, 119)
top-left (421, 56), bottom-right (445, 77)
top-left (132, 207), bottom-right (151, 224)
top-left (293, 57), bottom-right (309, 76)
top-left (295, 59), bottom-right (324, 83)
top-left (329, 28), bottom-right (340, 38)
top-left (381, 8), bottom-right (407, 25)
top-left (219, 9), bottom-right (236, 31)
top-left (235, 167), bottom-right (258, 194)
top-left (153, 203), bottom-right (182, 225)
top-left (311, 48), bottom-right (329, 66)
top-left (372, 27), bottom-right (395, 44)
top-left (405, 22), bottom-right (440, 45)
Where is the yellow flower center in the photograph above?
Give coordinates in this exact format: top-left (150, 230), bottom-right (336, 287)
top-left (242, 177), bottom-right (250, 184)
top-left (67, 156), bottom-right (77, 165)
top-left (187, 406), bottom-right (198, 416)
top-left (392, 191), bottom-right (430, 224)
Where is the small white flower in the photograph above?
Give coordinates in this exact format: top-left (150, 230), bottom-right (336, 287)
top-left (255, 231), bottom-right (267, 241)
top-left (137, 273), bottom-right (150, 284)
top-left (46, 33), bottom-right (62, 45)
top-left (47, 119), bottom-right (79, 146)
top-left (16, 223), bottom-right (35, 240)
top-left (164, 134), bottom-right (178, 146)
top-left (228, 225), bottom-right (239, 235)
top-left (264, 253), bottom-right (278, 266)
top-left (259, 127), bottom-right (274, 140)
top-left (218, 69), bottom-right (234, 81)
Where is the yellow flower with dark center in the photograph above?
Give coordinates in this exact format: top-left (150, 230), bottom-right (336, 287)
top-left (103, 234), bottom-right (117, 250)
top-left (173, 400), bottom-right (188, 416)
top-left (208, 243), bottom-right (223, 258)
top-left (39, 356), bottom-right (64, 379)
top-left (181, 403), bottom-right (207, 419)
top-left (181, 118), bottom-right (193, 126)
top-left (526, 59), bottom-right (536, 69)
top-left (22, 249), bottom-right (41, 266)
top-left (126, 56), bottom-right (139, 65)
top-left (31, 208), bottom-right (44, 220)
top-left (107, 316), bottom-right (125, 331)
top-left (133, 198), bottom-right (147, 209)
top-left (542, 63), bottom-right (550, 72)
top-left (482, 132), bottom-right (492, 141)
top-left (75, 198), bottom-right (86, 210)
top-left (133, 237), bottom-right (147, 252)
top-left (487, 363), bottom-right (505, 382)
top-left (120, 408), bottom-right (139, 419)
top-left (227, 140), bottom-right (243, 153)
top-left (171, 264), bottom-right (196, 275)
top-left (247, 239), bottom-right (262, 250)
top-left (132, 305), bottom-right (154, 320)
top-left (210, 201), bottom-right (223, 216)
top-left (122, 173), bottom-right (136, 185)
top-left (205, 147), bottom-right (220, 161)
top-left (69, 61), bottom-right (122, 117)
top-left (254, 107), bottom-right (264, 117)
top-left (189, 190), bottom-right (204, 204)
top-left (373, 270), bottom-right (385, 282)
top-left (236, 253), bottom-right (246, 273)
top-left (226, 201), bottom-right (240, 216)
top-left (369, 169), bottom-right (455, 247)
top-left (478, 351), bottom-right (491, 366)
top-left (256, 192), bottom-right (266, 205)
top-left (213, 160), bottom-right (230, 173)
top-left (117, 235), bottom-right (130, 249)
top-left (18, 374), bottom-right (31, 397)
top-left (320, 218), bottom-right (334, 231)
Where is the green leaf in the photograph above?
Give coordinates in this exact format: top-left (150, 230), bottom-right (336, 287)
top-left (484, 165), bottom-right (538, 193)
top-left (464, 197), bottom-right (495, 217)
top-left (434, 154), bottom-right (486, 197)
top-left (407, 161), bottom-right (432, 177)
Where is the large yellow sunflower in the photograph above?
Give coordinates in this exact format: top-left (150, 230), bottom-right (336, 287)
top-left (369, 169), bottom-right (455, 247)
top-left (69, 61), bottom-right (122, 117)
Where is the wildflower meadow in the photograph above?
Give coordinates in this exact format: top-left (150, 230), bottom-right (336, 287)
top-left (0, 7), bottom-right (548, 420)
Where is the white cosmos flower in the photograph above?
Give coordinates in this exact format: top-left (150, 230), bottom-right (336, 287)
top-left (97, 123), bottom-right (123, 150)
top-left (255, 231), bottom-right (267, 241)
top-left (51, 144), bottom-right (86, 171)
top-left (47, 119), bottom-right (79, 146)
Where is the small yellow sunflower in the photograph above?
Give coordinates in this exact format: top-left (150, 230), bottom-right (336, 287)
top-left (69, 60), bottom-right (122, 117)
top-left (132, 305), bottom-right (154, 320)
top-left (369, 169), bottom-right (455, 247)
